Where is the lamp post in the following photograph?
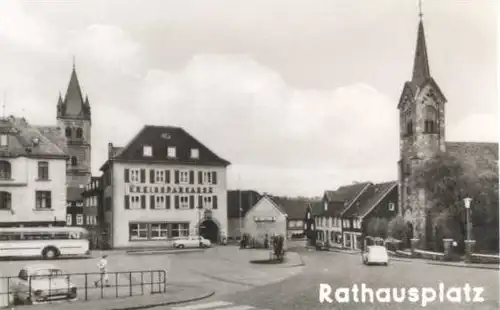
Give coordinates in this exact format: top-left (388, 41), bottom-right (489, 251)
top-left (463, 197), bottom-right (472, 241)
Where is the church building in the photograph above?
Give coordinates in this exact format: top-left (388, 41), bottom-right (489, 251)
top-left (397, 12), bottom-right (498, 247)
top-left (55, 64), bottom-right (92, 223)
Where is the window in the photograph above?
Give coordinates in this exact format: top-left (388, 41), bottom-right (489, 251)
top-left (324, 201), bottom-right (328, 211)
top-left (167, 147), bottom-right (176, 158)
top-left (143, 145), bottom-right (152, 157)
top-left (179, 195), bottom-right (189, 209)
top-left (0, 161), bottom-right (11, 179)
top-left (38, 161), bottom-right (49, 180)
top-left (155, 170), bottom-right (165, 183)
top-left (190, 148), bottom-right (199, 159)
top-left (406, 121), bottom-right (413, 135)
top-left (425, 106), bottom-right (437, 133)
top-left (129, 223), bottom-right (148, 240)
top-left (0, 192), bottom-right (11, 209)
top-left (202, 172), bottom-right (212, 184)
top-left (35, 191), bottom-right (51, 209)
top-left (203, 196), bottom-right (212, 208)
top-left (180, 171), bottom-right (189, 184)
top-left (130, 168), bottom-right (140, 183)
top-left (0, 134), bottom-right (7, 146)
top-left (151, 223), bottom-right (168, 240)
top-left (130, 195), bottom-right (141, 209)
top-left (65, 128), bottom-right (71, 138)
top-left (388, 202), bottom-right (395, 211)
top-left (76, 128), bottom-right (83, 139)
top-left (66, 215), bottom-right (72, 225)
top-left (76, 214), bottom-right (83, 225)
top-left (155, 195), bottom-right (166, 209)
top-left (71, 156), bottom-right (77, 166)
top-left (171, 223), bottom-right (189, 237)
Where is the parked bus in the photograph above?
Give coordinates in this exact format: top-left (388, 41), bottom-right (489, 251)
top-left (0, 227), bottom-right (91, 259)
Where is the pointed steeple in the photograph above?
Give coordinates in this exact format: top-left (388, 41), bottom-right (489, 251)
top-left (411, 15), bottom-right (431, 86)
top-left (62, 64), bottom-right (85, 117)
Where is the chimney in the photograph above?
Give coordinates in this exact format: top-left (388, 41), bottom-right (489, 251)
top-left (107, 142), bottom-right (113, 159)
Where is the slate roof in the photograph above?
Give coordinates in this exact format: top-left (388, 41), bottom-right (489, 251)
top-left (0, 116), bottom-right (67, 159)
top-left (247, 195), bottom-right (287, 217)
top-left (58, 67), bottom-right (90, 119)
top-left (446, 142), bottom-right (498, 177)
top-left (319, 182), bottom-right (371, 217)
top-left (342, 181), bottom-right (397, 218)
top-left (227, 190), bottom-right (261, 218)
top-left (270, 196), bottom-right (313, 220)
top-left (100, 125), bottom-right (230, 171)
top-left (308, 201), bottom-right (324, 217)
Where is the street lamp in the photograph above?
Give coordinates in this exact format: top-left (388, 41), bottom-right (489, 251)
top-left (463, 197), bottom-right (473, 241)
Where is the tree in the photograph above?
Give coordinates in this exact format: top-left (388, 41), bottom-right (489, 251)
top-left (415, 151), bottom-right (499, 252)
top-left (388, 215), bottom-right (407, 241)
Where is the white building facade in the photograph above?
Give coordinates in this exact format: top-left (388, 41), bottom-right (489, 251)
top-left (0, 117), bottom-right (68, 227)
top-left (100, 125), bottom-right (230, 249)
top-left (243, 196), bottom-right (287, 241)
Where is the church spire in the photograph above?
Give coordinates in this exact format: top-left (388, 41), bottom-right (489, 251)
top-left (62, 62), bottom-right (85, 117)
top-left (411, 0), bottom-right (430, 86)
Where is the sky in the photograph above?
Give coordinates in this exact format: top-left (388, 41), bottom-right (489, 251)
top-left (0, 0), bottom-right (497, 197)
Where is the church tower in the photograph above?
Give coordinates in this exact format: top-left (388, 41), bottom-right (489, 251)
top-left (397, 9), bottom-right (447, 246)
top-left (56, 63), bottom-right (92, 190)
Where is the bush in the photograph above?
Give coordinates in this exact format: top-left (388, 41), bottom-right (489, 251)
top-left (388, 215), bottom-right (407, 240)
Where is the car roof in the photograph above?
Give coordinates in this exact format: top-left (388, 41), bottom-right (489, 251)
top-left (22, 264), bottom-right (60, 273)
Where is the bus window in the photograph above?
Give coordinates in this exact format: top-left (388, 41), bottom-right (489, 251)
top-left (69, 232), bottom-right (78, 239)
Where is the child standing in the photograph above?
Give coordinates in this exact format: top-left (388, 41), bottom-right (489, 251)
top-left (94, 254), bottom-right (110, 287)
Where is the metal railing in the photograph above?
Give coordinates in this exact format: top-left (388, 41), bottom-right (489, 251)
top-left (0, 269), bottom-right (167, 306)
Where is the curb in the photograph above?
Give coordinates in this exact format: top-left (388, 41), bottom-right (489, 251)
top-left (426, 262), bottom-right (500, 270)
top-left (127, 249), bottom-right (205, 255)
top-left (109, 290), bottom-right (216, 310)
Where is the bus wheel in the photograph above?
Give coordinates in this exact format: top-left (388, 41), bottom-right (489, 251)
top-left (42, 247), bottom-right (59, 259)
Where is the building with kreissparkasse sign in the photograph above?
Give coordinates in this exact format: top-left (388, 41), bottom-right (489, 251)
top-left (99, 125), bottom-right (230, 249)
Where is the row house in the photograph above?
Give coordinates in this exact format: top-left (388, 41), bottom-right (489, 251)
top-left (100, 125), bottom-right (230, 249)
top-left (226, 190), bottom-right (261, 240)
top-left (305, 181), bottom-right (399, 250)
top-left (0, 116), bottom-right (68, 227)
top-left (66, 188), bottom-right (84, 227)
top-left (81, 176), bottom-right (103, 249)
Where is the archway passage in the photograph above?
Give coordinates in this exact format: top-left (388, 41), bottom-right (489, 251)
top-left (200, 220), bottom-right (219, 243)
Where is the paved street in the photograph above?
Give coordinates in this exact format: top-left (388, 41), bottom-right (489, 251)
top-left (159, 250), bottom-right (500, 310)
top-left (0, 246), bottom-right (304, 303)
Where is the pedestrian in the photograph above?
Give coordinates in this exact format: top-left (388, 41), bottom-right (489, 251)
top-left (94, 254), bottom-right (110, 287)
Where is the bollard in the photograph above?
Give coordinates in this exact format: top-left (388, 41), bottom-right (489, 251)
top-left (464, 240), bottom-right (476, 263)
top-left (410, 238), bottom-right (419, 257)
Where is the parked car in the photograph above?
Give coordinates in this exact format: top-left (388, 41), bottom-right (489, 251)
top-left (10, 264), bottom-right (77, 305)
top-left (173, 236), bottom-right (211, 249)
top-left (362, 245), bottom-right (389, 266)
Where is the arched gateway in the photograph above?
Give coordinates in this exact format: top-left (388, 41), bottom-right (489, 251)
top-left (200, 219), bottom-right (219, 243)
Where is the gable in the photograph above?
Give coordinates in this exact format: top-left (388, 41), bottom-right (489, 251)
top-left (113, 125), bottom-right (230, 166)
top-left (397, 82), bottom-right (416, 110)
top-left (245, 196), bottom-right (287, 219)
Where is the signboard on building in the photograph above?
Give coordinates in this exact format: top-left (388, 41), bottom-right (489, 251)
top-left (127, 185), bottom-right (215, 195)
top-left (254, 216), bottom-right (276, 222)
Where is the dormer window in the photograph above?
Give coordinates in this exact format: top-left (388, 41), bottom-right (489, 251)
top-left (190, 148), bottom-right (199, 159)
top-left (167, 147), bottom-right (176, 158)
top-left (0, 135), bottom-right (7, 147)
top-left (143, 145), bottom-right (152, 157)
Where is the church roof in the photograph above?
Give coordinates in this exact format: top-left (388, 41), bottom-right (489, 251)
top-left (446, 142), bottom-right (498, 177)
top-left (58, 66), bottom-right (90, 120)
top-left (0, 116), bottom-right (67, 159)
top-left (411, 20), bottom-right (431, 87)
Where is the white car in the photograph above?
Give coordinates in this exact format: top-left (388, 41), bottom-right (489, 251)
top-left (362, 245), bottom-right (390, 266)
top-left (173, 236), bottom-right (211, 249)
top-left (10, 264), bottom-right (77, 305)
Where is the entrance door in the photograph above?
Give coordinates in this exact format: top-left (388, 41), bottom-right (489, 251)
top-left (200, 220), bottom-right (219, 243)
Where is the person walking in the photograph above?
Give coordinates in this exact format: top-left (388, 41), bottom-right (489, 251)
top-left (94, 254), bottom-right (110, 287)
